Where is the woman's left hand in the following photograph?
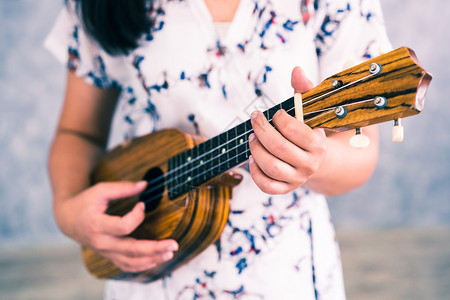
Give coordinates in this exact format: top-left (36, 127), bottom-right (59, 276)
top-left (248, 66), bottom-right (328, 194)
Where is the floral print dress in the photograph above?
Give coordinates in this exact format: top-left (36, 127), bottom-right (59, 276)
top-left (45, 0), bottom-right (391, 299)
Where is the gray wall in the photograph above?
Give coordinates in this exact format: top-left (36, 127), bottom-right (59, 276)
top-left (0, 0), bottom-right (449, 246)
top-left (329, 0), bottom-right (450, 228)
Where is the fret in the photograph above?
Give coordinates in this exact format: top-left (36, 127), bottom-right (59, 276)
top-left (178, 151), bottom-right (188, 195)
top-left (174, 153), bottom-right (180, 196)
top-left (243, 120), bottom-right (252, 160)
top-left (217, 131), bottom-right (228, 173)
top-left (192, 144), bottom-right (199, 185)
top-left (281, 96), bottom-right (295, 117)
top-left (167, 156), bottom-right (174, 200)
top-left (201, 139), bottom-right (212, 181)
top-left (235, 121), bottom-right (248, 164)
top-left (266, 103), bottom-right (281, 124)
top-left (223, 129), bottom-right (233, 171)
top-left (185, 147), bottom-right (198, 188)
top-left (230, 126), bottom-right (238, 166)
top-left (167, 153), bottom-right (180, 199)
top-left (198, 140), bottom-right (206, 182)
top-left (210, 135), bottom-right (221, 178)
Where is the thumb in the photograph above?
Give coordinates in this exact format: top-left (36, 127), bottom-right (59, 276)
top-left (291, 66), bottom-right (314, 94)
top-left (101, 201), bottom-right (146, 236)
top-left (93, 181), bottom-right (148, 203)
top-left (91, 181), bottom-right (148, 236)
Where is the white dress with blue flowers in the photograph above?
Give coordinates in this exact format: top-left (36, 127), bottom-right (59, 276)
top-left (45, 0), bottom-right (391, 299)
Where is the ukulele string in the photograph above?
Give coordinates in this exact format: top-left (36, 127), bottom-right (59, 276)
top-left (139, 96), bottom-right (379, 205)
top-left (139, 73), bottom-right (377, 202)
top-left (142, 71), bottom-right (376, 190)
top-left (147, 71), bottom-right (375, 190)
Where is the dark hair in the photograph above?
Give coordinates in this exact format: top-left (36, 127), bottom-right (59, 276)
top-left (68, 0), bottom-right (151, 55)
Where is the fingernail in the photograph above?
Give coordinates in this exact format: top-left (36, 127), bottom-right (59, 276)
top-left (166, 243), bottom-right (178, 252)
top-left (276, 109), bottom-right (286, 115)
top-left (135, 181), bottom-right (147, 189)
top-left (250, 111), bottom-right (259, 120)
top-left (137, 202), bottom-right (146, 211)
top-left (162, 252), bottom-right (174, 261)
top-left (248, 133), bottom-right (255, 143)
top-left (249, 155), bottom-right (254, 165)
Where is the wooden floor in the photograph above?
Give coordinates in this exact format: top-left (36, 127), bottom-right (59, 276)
top-left (337, 228), bottom-right (450, 300)
top-left (1, 228), bottom-right (449, 300)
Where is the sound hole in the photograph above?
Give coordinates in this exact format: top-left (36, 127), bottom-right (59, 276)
top-left (139, 167), bottom-right (164, 213)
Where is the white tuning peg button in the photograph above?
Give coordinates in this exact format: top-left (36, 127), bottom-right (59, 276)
top-left (349, 128), bottom-right (370, 149)
top-left (392, 119), bottom-right (404, 142)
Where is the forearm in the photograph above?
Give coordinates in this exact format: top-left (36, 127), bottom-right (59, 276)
top-left (49, 70), bottom-right (119, 202)
top-left (304, 126), bottom-right (379, 196)
top-left (48, 131), bottom-right (104, 208)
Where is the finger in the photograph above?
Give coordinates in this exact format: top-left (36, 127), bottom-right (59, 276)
top-left (291, 66), bottom-right (314, 94)
top-left (248, 155), bottom-right (293, 194)
top-left (271, 109), bottom-right (327, 154)
top-left (102, 249), bottom-right (175, 273)
top-left (107, 236), bottom-right (178, 258)
top-left (248, 133), bottom-right (297, 183)
top-left (101, 201), bottom-right (146, 236)
top-left (250, 110), bottom-right (307, 166)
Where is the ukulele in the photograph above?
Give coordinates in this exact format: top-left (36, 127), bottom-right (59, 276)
top-left (82, 47), bottom-right (431, 282)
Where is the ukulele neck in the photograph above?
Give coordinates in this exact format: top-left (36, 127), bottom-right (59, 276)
top-left (167, 97), bottom-right (296, 199)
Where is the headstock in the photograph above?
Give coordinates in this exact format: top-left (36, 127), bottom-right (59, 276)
top-left (301, 47), bottom-right (432, 141)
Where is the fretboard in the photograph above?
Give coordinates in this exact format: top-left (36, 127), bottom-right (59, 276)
top-left (167, 96), bottom-right (295, 199)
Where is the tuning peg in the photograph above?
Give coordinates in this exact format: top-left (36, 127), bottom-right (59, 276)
top-left (349, 128), bottom-right (370, 149)
top-left (392, 119), bottom-right (404, 142)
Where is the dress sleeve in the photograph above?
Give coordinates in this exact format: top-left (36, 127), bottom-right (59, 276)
top-left (311, 0), bottom-right (392, 80)
top-left (44, 4), bottom-right (119, 89)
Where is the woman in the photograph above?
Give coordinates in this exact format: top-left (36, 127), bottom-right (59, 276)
top-left (45, 0), bottom-right (390, 298)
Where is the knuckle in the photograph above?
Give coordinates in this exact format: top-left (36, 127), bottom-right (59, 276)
top-left (266, 164), bottom-right (282, 179)
top-left (122, 243), bottom-right (139, 257)
top-left (89, 237), bottom-right (104, 251)
top-left (87, 219), bottom-right (102, 234)
top-left (293, 175), bottom-right (307, 187)
top-left (282, 122), bottom-right (298, 138)
top-left (302, 162), bottom-right (317, 177)
top-left (128, 248), bottom-right (139, 258)
top-left (271, 141), bottom-right (287, 156)
top-left (119, 221), bottom-right (136, 236)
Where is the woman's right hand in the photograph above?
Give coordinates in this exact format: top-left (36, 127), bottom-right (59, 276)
top-left (54, 181), bottom-right (179, 273)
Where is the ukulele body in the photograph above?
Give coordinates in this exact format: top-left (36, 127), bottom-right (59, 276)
top-left (82, 128), bottom-right (242, 282)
